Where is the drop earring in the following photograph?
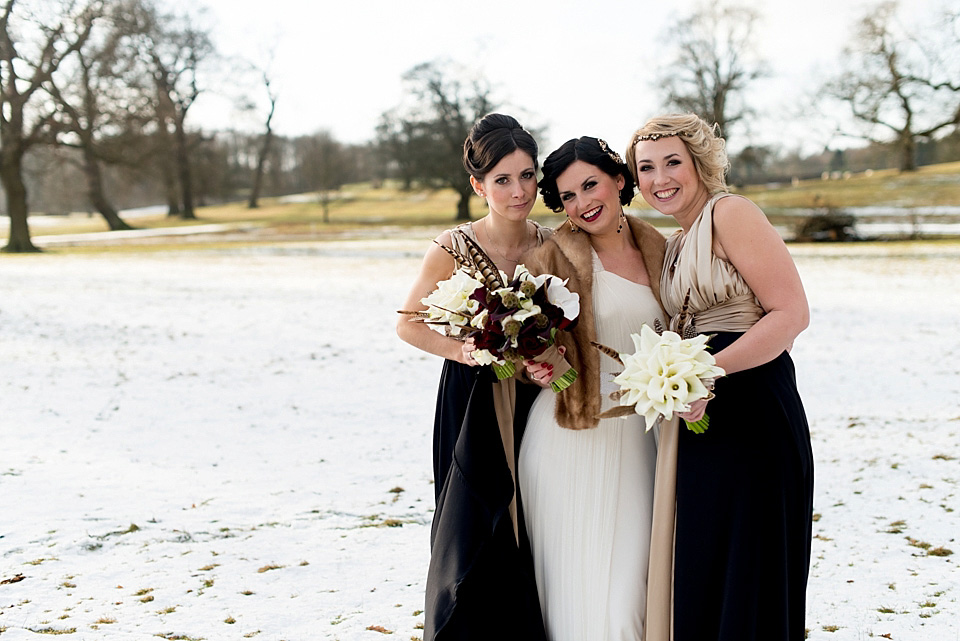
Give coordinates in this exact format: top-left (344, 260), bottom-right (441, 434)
top-left (568, 218), bottom-right (579, 233)
top-left (617, 212), bottom-right (625, 234)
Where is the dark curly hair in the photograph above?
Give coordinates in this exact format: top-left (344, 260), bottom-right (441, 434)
top-left (462, 113), bottom-right (538, 180)
top-left (539, 136), bottom-right (635, 213)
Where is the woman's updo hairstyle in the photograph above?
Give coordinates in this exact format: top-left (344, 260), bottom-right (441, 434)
top-left (625, 113), bottom-right (730, 195)
top-left (462, 113), bottom-right (538, 180)
top-left (539, 136), bottom-right (636, 213)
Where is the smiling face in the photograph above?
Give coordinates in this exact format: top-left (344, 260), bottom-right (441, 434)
top-left (633, 136), bottom-right (710, 223)
top-left (471, 149), bottom-right (538, 221)
top-left (555, 160), bottom-right (626, 235)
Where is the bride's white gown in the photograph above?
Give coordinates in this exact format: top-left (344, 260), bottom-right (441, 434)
top-left (519, 253), bottom-right (662, 641)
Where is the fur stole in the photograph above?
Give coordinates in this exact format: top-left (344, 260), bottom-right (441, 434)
top-left (522, 216), bottom-right (667, 430)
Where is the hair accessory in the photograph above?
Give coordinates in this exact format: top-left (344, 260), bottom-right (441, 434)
top-left (597, 138), bottom-right (623, 165)
top-left (633, 131), bottom-right (687, 144)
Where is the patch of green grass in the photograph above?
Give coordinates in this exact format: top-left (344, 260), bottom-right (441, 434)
top-left (878, 606), bottom-right (896, 613)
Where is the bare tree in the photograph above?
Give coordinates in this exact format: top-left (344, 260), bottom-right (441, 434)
top-left (134, 1), bottom-right (213, 219)
top-left (822, 1), bottom-right (960, 171)
top-left (377, 60), bottom-right (495, 221)
top-left (1, 0), bottom-right (101, 252)
top-left (291, 131), bottom-right (351, 223)
top-left (655, 2), bottom-right (766, 142)
top-left (46, 0), bottom-right (152, 231)
top-left (247, 65), bottom-right (277, 209)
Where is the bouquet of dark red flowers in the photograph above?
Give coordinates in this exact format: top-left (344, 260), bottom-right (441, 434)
top-left (400, 234), bottom-right (579, 391)
top-left (468, 264), bottom-right (579, 390)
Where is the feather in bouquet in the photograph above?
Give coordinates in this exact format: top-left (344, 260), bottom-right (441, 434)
top-left (399, 233), bottom-right (580, 391)
top-left (592, 297), bottom-right (724, 433)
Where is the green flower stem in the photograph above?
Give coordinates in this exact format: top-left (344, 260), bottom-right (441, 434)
top-left (492, 361), bottom-right (517, 380)
top-left (684, 413), bottom-right (710, 434)
top-left (550, 367), bottom-right (578, 393)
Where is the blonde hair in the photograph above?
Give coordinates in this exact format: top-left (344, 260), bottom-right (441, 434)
top-left (625, 113), bottom-right (730, 195)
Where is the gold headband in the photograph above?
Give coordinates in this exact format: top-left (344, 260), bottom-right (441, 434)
top-left (632, 131), bottom-right (689, 144)
top-left (598, 138), bottom-right (623, 164)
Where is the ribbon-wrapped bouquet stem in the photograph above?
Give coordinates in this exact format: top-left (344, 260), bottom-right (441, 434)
top-left (400, 234), bottom-right (580, 392)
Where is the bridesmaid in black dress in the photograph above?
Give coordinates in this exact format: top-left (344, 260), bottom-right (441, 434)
top-left (625, 113), bottom-right (814, 641)
top-left (396, 113), bottom-right (549, 641)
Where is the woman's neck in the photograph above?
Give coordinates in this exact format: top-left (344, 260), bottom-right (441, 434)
top-left (480, 213), bottom-right (529, 246)
top-left (476, 214), bottom-right (533, 267)
top-left (674, 187), bottom-right (711, 234)
top-left (589, 220), bottom-right (637, 256)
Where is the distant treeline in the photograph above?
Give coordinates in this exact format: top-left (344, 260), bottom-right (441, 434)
top-left (15, 127), bottom-right (960, 218)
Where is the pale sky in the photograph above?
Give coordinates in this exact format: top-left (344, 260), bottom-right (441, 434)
top-left (185, 0), bottom-right (943, 157)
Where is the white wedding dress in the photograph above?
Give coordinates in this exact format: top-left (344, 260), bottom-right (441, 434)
top-left (519, 251), bottom-right (662, 641)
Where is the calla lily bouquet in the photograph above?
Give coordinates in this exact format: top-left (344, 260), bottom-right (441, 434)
top-left (593, 323), bottom-right (725, 433)
top-left (399, 234), bottom-right (580, 391)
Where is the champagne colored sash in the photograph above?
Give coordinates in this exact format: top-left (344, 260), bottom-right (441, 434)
top-left (670, 292), bottom-right (764, 335)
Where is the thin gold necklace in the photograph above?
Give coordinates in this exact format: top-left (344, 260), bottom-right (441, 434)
top-left (482, 220), bottom-right (531, 264)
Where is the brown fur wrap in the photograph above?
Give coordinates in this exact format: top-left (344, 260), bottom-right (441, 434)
top-left (522, 216), bottom-right (667, 430)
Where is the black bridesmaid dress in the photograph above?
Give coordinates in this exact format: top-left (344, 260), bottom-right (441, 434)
top-left (673, 333), bottom-right (814, 640)
top-left (424, 361), bottom-right (546, 641)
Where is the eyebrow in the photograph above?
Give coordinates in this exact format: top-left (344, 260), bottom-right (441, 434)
top-left (494, 166), bottom-right (536, 178)
top-left (558, 174), bottom-right (599, 197)
top-left (636, 153), bottom-right (681, 164)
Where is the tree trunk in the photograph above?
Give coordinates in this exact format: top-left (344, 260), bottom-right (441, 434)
top-left (248, 99), bottom-right (275, 209)
top-left (162, 157), bottom-right (181, 216)
top-left (174, 116), bottom-right (196, 219)
top-left (82, 148), bottom-right (133, 231)
top-left (455, 186), bottom-right (472, 221)
top-left (1, 145), bottom-right (40, 253)
top-left (248, 129), bottom-right (272, 209)
top-left (320, 192), bottom-right (330, 223)
top-left (900, 133), bottom-right (917, 172)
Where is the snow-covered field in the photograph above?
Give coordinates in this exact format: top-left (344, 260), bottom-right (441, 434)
top-left (1, 237), bottom-right (958, 641)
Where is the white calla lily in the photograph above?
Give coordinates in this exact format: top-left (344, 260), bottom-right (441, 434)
top-left (608, 324), bottom-right (726, 430)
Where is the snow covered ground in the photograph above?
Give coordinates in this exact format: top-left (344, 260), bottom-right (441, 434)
top-left (1, 237), bottom-right (958, 640)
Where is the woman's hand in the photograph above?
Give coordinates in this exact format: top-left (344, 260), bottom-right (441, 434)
top-left (524, 345), bottom-right (567, 387)
top-left (460, 337), bottom-right (480, 367)
top-left (677, 398), bottom-right (709, 423)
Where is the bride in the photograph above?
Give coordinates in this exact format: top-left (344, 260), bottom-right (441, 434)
top-left (520, 136), bottom-right (668, 640)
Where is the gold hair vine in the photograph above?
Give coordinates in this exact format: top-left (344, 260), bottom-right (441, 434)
top-left (598, 138), bottom-right (623, 164)
top-left (633, 131), bottom-right (687, 143)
